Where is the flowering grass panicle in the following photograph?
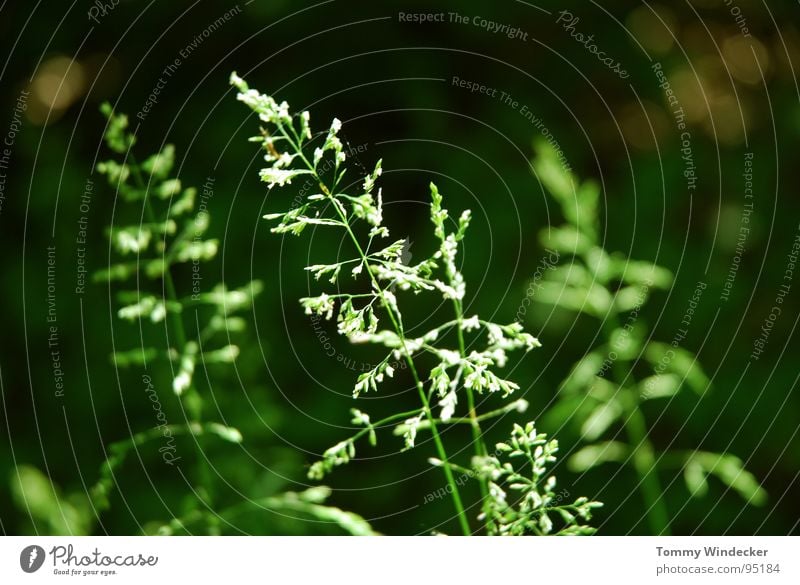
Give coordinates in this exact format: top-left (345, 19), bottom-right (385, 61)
top-left (232, 73), bottom-right (600, 535)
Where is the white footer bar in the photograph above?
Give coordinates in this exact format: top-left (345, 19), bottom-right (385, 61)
top-left (1, 536), bottom-right (797, 584)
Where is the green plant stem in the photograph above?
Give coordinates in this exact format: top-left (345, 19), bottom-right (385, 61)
top-left (349, 409), bottom-right (422, 443)
top-left (332, 196), bottom-right (470, 536)
top-left (604, 315), bottom-right (670, 535)
top-left (453, 298), bottom-right (491, 530)
top-left (433, 460), bottom-right (473, 476)
top-left (453, 302), bottom-right (487, 458)
top-left (129, 155), bottom-right (217, 532)
top-left (129, 160), bottom-right (188, 360)
top-left (624, 403), bottom-right (670, 534)
top-left (281, 125), bottom-right (471, 535)
top-left (406, 400), bottom-right (529, 431)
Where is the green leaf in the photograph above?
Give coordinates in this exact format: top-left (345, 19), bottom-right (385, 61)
top-left (560, 180), bottom-right (600, 239)
top-left (617, 259), bottom-right (673, 289)
top-left (608, 323), bottom-right (645, 360)
top-left (548, 263), bottom-right (592, 288)
top-left (581, 399), bottom-right (622, 441)
top-left (573, 180), bottom-right (600, 234)
top-left (639, 374), bottom-right (681, 400)
top-left (684, 460), bottom-right (708, 498)
top-left (533, 142), bottom-right (599, 239)
top-left (586, 377), bottom-right (619, 401)
top-left (696, 453), bottom-right (767, 506)
top-left (534, 282), bottom-right (611, 317)
top-left (568, 441), bottom-right (629, 472)
top-left (613, 284), bottom-right (650, 313)
top-left (538, 225), bottom-right (592, 255)
top-left (584, 246), bottom-right (613, 282)
top-left (645, 342), bottom-right (710, 395)
top-left (684, 451), bottom-right (767, 506)
top-left (532, 140), bottom-right (575, 204)
top-left (542, 394), bottom-right (592, 431)
top-left (585, 284), bottom-right (614, 315)
top-left (11, 465), bottom-right (92, 535)
top-left (560, 351), bottom-right (605, 394)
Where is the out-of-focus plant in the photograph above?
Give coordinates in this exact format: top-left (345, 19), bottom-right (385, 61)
top-left (232, 73), bottom-right (601, 535)
top-left (9, 105), bottom-right (376, 536)
top-left (530, 142), bottom-right (767, 535)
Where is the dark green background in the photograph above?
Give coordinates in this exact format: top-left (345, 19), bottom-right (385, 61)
top-left (1, 0), bottom-right (798, 535)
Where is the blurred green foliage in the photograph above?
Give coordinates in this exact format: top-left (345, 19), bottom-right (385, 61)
top-left (1, 0), bottom-right (798, 535)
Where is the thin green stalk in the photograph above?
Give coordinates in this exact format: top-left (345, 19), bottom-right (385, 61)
top-left (329, 189), bottom-right (471, 536)
top-left (604, 315), bottom-right (670, 535)
top-left (129, 155), bottom-right (217, 532)
top-left (129, 159), bottom-right (188, 359)
top-left (624, 402), bottom-right (670, 534)
top-left (453, 298), bottom-right (490, 530)
top-left (410, 400), bottom-right (529, 430)
top-left (454, 301), bottom-right (487, 457)
top-left (350, 409), bottom-right (423, 443)
top-left (280, 125), bottom-right (471, 535)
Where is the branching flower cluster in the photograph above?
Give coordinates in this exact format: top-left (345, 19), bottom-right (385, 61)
top-left (475, 422), bottom-right (602, 535)
top-left (232, 73), bottom-right (600, 535)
